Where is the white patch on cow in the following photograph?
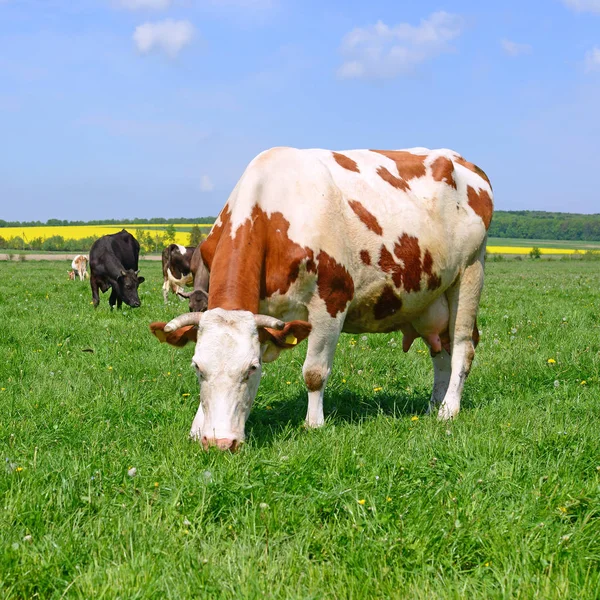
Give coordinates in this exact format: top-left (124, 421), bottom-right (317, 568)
top-left (176, 244), bottom-right (186, 255)
top-left (191, 309), bottom-right (262, 443)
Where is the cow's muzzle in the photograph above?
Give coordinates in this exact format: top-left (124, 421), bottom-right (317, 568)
top-left (201, 437), bottom-right (241, 452)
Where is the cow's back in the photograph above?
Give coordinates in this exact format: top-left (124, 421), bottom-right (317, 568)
top-left (90, 230), bottom-right (139, 273)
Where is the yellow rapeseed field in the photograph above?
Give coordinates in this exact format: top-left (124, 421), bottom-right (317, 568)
top-left (486, 246), bottom-right (579, 255)
top-left (0, 224), bottom-right (212, 246)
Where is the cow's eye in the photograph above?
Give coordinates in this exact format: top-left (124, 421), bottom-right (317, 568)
top-left (192, 362), bottom-right (205, 379)
top-left (244, 363), bottom-right (260, 381)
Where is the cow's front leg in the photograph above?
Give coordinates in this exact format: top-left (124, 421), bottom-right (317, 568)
top-left (109, 288), bottom-right (118, 310)
top-left (90, 277), bottom-right (100, 308)
top-left (302, 311), bottom-right (345, 428)
top-left (162, 279), bottom-right (169, 304)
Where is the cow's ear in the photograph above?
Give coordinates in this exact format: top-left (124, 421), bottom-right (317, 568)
top-left (259, 320), bottom-right (311, 349)
top-left (150, 322), bottom-right (197, 347)
top-left (138, 276), bottom-right (145, 285)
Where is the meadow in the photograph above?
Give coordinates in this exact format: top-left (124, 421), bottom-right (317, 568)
top-left (0, 259), bottom-right (599, 598)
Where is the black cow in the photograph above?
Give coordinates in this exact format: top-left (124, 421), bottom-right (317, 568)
top-left (89, 230), bottom-right (145, 309)
top-left (175, 244), bottom-right (209, 313)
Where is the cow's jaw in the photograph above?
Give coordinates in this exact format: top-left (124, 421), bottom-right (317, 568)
top-left (190, 309), bottom-right (262, 450)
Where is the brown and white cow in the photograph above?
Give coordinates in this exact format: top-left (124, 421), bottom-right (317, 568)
top-left (161, 244), bottom-right (195, 303)
top-left (150, 147), bottom-right (493, 450)
top-left (71, 255), bottom-right (88, 281)
top-left (174, 245), bottom-right (210, 313)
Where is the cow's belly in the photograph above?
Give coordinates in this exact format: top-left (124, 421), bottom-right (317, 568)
top-left (343, 282), bottom-right (449, 340)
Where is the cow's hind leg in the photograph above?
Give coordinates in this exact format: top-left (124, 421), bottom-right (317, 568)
top-left (162, 279), bottom-right (169, 304)
top-left (302, 311), bottom-right (345, 428)
top-left (438, 253), bottom-right (485, 420)
top-left (109, 288), bottom-right (118, 310)
top-left (428, 349), bottom-right (452, 413)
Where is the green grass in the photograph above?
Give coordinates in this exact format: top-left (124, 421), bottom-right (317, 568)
top-left (0, 260), bottom-right (599, 599)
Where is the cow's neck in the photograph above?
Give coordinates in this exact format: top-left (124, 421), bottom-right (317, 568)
top-left (203, 206), bottom-right (265, 313)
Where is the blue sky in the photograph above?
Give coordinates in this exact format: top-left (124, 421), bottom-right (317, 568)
top-left (1, 0), bottom-right (599, 221)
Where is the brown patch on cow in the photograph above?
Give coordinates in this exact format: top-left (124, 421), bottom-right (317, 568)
top-left (455, 156), bottom-right (492, 188)
top-left (376, 166), bottom-right (409, 191)
top-left (372, 150), bottom-right (426, 181)
top-left (348, 200), bottom-right (383, 235)
top-left (332, 152), bottom-right (360, 173)
top-left (374, 285), bottom-right (403, 320)
top-left (201, 205), bottom-right (317, 312)
top-left (467, 186), bottom-right (493, 230)
top-left (304, 369), bottom-right (324, 392)
top-left (317, 251), bottom-right (354, 317)
top-left (360, 250), bottom-right (371, 265)
top-left (431, 156), bottom-right (457, 190)
top-left (378, 235), bottom-right (442, 293)
top-left (422, 250), bottom-right (442, 291)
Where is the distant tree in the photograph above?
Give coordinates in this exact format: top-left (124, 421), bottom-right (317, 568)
top-left (529, 247), bottom-right (541, 259)
top-left (188, 225), bottom-right (205, 247)
top-left (164, 224), bottom-right (177, 245)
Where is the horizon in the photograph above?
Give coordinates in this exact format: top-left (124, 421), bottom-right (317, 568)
top-left (1, 1), bottom-right (600, 220)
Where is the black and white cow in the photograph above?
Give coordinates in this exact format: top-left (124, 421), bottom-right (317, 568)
top-left (161, 244), bottom-right (196, 304)
top-left (89, 230), bottom-right (145, 309)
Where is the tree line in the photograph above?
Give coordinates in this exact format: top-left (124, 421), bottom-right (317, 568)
top-left (488, 211), bottom-right (600, 241)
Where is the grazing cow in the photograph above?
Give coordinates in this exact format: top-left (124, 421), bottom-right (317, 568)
top-left (68, 270), bottom-right (76, 280)
top-left (150, 147), bottom-right (493, 451)
top-left (71, 254), bottom-right (88, 281)
top-left (89, 230), bottom-right (145, 309)
top-left (174, 245), bottom-right (210, 313)
top-left (161, 244), bottom-right (195, 303)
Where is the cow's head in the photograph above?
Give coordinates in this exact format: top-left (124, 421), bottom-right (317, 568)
top-left (177, 289), bottom-right (209, 313)
top-left (150, 308), bottom-right (310, 451)
top-left (118, 269), bottom-right (145, 307)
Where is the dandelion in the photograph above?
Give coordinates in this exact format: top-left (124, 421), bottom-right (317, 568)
top-left (154, 482), bottom-right (159, 488)
top-left (342, 379), bottom-right (346, 383)
top-left (182, 393), bottom-right (190, 397)
top-left (554, 380), bottom-right (559, 388)
top-left (108, 366), bottom-right (113, 371)
top-left (547, 358), bottom-right (556, 364)
top-left (386, 497), bottom-right (392, 502)
top-left (361, 336), bottom-right (367, 342)
top-left (127, 467), bottom-right (137, 477)
top-left (510, 328), bottom-right (517, 334)
top-left (286, 381), bottom-right (291, 385)
top-left (23, 534), bottom-right (32, 543)
top-left (373, 387), bottom-right (382, 392)
top-left (411, 416), bottom-right (419, 422)
top-left (558, 506), bottom-right (567, 513)
top-left (580, 380), bottom-right (587, 385)
top-left (15, 467), bottom-right (23, 472)
top-left (484, 561), bottom-right (491, 567)
top-left (202, 470), bottom-right (212, 482)
top-left (358, 499), bottom-right (366, 505)
top-left (357, 370), bottom-right (363, 375)
top-left (183, 518), bottom-right (191, 526)
top-left (259, 502), bottom-right (269, 510)
top-left (1, 388), bottom-right (5, 391)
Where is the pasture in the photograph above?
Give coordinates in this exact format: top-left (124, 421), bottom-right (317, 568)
top-left (0, 259), bottom-right (599, 599)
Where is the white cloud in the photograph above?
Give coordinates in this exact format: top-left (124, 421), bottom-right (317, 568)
top-left (584, 47), bottom-right (600, 71)
top-left (562, 0), bottom-right (600, 14)
top-left (133, 19), bottom-right (194, 57)
top-left (200, 175), bottom-right (214, 192)
top-left (501, 39), bottom-right (532, 57)
top-left (117, 0), bottom-right (172, 9)
top-left (337, 12), bottom-right (465, 80)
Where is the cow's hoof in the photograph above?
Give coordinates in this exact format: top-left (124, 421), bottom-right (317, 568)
top-left (437, 404), bottom-right (459, 421)
top-left (304, 418), bottom-right (325, 429)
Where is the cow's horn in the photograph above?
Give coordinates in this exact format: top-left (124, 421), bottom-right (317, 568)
top-left (136, 269), bottom-right (140, 275)
top-left (164, 312), bottom-right (204, 332)
top-left (176, 290), bottom-right (192, 299)
top-left (255, 315), bottom-right (285, 330)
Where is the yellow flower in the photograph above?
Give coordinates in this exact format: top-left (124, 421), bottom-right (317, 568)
top-left (154, 482), bottom-right (159, 488)
top-left (15, 467), bottom-right (23, 472)
top-left (558, 506), bottom-right (567, 513)
top-left (484, 561), bottom-right (491, 567)
top-left (342, 379), bottom-right (346, 383)
top-left (373, 387), bottom-right (382, 392)
top-left (182, 393), bottom-right (190, 397)
top-left (358, 499), bottom-right (366, 505)
top-left (411, 416), bottom-right (419, 422)
top-left (108, 366), bottom-right (113, 370)
top-left (547, 358), bottom-right (556, 364)
top-left (1, 388), bottom-right (5, 391)
top-left (580, 380), bottom-right (587, 385)
top-left (386, 497), bottom-right (392, 502)
top-left (167, 372), bottom-right (171, 376)
top-left (286, 381), bottom-right (291, 385)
